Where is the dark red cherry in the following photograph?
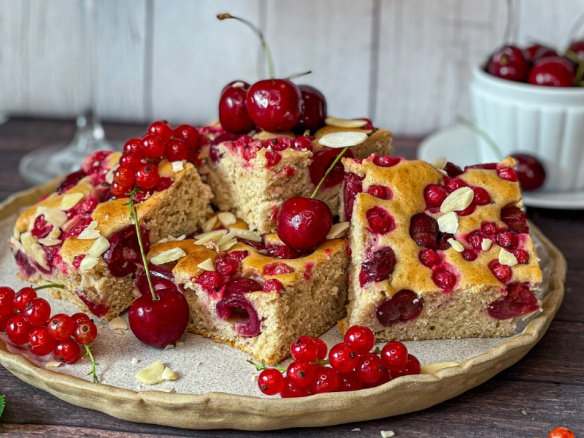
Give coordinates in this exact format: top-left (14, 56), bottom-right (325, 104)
top-left (223, 278), bottom-right (262, 298)
top-left (135, 263), bottom-right (177, 296)
top-left (216, 294), bottom-right (261, 337)
top-left (129, 289), bottom-right (189, 348)
top-left (443, 162), bottom-right (463, 177)
top-left (376, 290), bottom-right (424, 327)
top-left (528, 56), bottom-right (575, 87)
top-left (296, 84), bottom-right (327, 131)
top-left (487, 282), bottom-right (539, 319)
top-left (343, 172), bottom-right (364, 221)
top-left (277, 197), bottom-right (333, 251)
top-left (487, 45), bottom-right (529, 82)
top-left (309, 147), bottom-right (354, 188)
top-left (246, 79), bottom-right (301, 132)
top-left (359, 247), bottom-right (396, 286)
top-left (219, 81), bottom-right (255, 134)
top-left (523, 44), bottom-right (557, 62)
top-left (510, 153), bottom-right (546, 191)
top-left (409, 213), bottom-right (438, 249)
top-left (103, 225), bottom-right (150, 278)
top-left (57, 170), bottom-right (87, 194)
top-left (500, 205), bottom-right (529, 234)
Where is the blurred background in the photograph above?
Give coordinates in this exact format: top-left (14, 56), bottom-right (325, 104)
top-left (1, 0), bottom-right (583, 137)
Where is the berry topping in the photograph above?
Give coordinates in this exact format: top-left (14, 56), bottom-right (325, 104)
top-left (376, 290), bottom-right (424, 326)
top-left (423, 184), bottom-right (448, 208)
top-left (419, 248), bottom-right (441, 267)
top-left (431, 268), bottom-right (457, 290)
top-left (216, 294), bottom-right (261, 337)
top-left (366, 185), bottom-right (392, 200)
top-left (276, 197), bottom-right (333, 251)
top-left (488, 260), bottom-right (513, 284)
top-left (410, 213), bottom-right (438, 249)
top-left (500, 206), bottom-right (529, 234)
top-left (366, 206), bottom-right (395, 234)
top-left (343, 172), bottom-right (364, 221)
top-left (264, 150), bottom-right (282, 168)
top-left (103, 225), bottom-right (150, 278)
top-left (263, 279), bottom-right (284, 293)
top-left (291, 135), bottom-right (313, 151)
top-left (359, 247), bottom-right (396, 286)
top-left (56, 170), bottom-right (87, 194)
top-left (372, 155), bottom-right (401, 167)
top-left (487, 283), bottom-right (539, 320)
top-left (309, 148), bottom-right (354, 188)
top-left (262, 262), bottom-right (295, 276)
top-left (497, 166), bottom-right (518, 182)
top-left (196, 271), bottom-right (225, 299)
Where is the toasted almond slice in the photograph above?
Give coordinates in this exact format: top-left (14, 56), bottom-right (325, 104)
top-left (45, 361), bottom-right (62, 369)
top-left (80, 256), bottom-right (99, 271)
top-left (318, 131), bottom-right (368, 148)
top-left (41, 207), bottom-right (69, 228)
top-left (380, 431), bottom-right (396, 438)
top-left (87, 236), bottom-right (110, 257)
top-left (440, 187), bottom-right (474, 214)
top-left (437, 212), bottom-right (458, 234)
top-left (38, 237), bottom-right (62, 246)
top-left (105, 167), bottom-right (115, 184)
top-left (171, 161), bottom-right (184, 172)
top-left (197, 258), bottom-right (215, 272)
top-left (157, 384), bottom-right (175, 393)
top-left (201, 216), bottom-right (218, 233)
top-left (421, 361), bottom-right (459, 374)
top-left (326, 222), bottom-right (350, 239)
top-left (325, 116), bottom-right (368, 129)
top-left (216, 232), bottom-right (236, 247)
top-left (78, 221), bottom-right (100, 240)
top-left (135, 360), bottom-right (165, 385)
top-left (499, 248), bottom-right (518, 267)
top-left (217, 212), bottom-right (237, 227)
top-left (20, 232), bottom-right (35, 251)
top-left (108, 316), bottom-right (128, 331)
top-left (194, 229), bottom-right (227, 245)
top-left (447, 238), bottom-right (464, 252)
top-left (59, 192), bottom-right (84, 210)
top-left (151, 247), bottom-right (187, 265)
top-left (162, 367), bottom-right (179, 381)
top-left (482, 238), bottom-right (493, 251)
top-left (48, 227), bottom-right (61, 239)
top-left (254, 131), bottom-right (294, 140)
top-left (228, 227), bottom-right (262, 242)
top-left (432, 157), bottom-right (448, 170)
top-left (219, 239), bottom-right (238, 252)
top-left (164, 344), bottom-right (175, 350)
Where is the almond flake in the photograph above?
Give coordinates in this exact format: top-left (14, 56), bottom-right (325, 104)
top-left (20, 232), bottom-right (35, 250)
top-left (135, 360), bottom-right (165, 385)
top-left (157, 384), bottom-right (176, 393)
top-left (164, 344), bottom-right (175, 350)
top-left (432, 157), bottom-right (448, 170)
top-left (194, 229), bottom-right (227, 245)
top-left (80, 256), bottom-right (99, 271)
top-left (324, 116), bottom-right (368, 129)
top-left (162, 367), bottom-right (178, 381)
top-left (326, 222), bottom-right (350, 239)
top-left (87, 236), bottom-right (110, 257)
top-left (481, 238), bottom-right (493, 251)
top-left (448, 238), bottom-right (464, 252)
top-left (380, 432), bottom-right (395, 438)
top-left (108, 317), bottom-right (128, 331)
top-left (197, 258), bottom-right (215, 272)
top-left (31, 244), bottom-right (49, 270)
top-left (318, 131), bottom-right (368, 148)
top-left (40, 207), bottom-right (69, 228)
top-left (131, 357), bottom-right (140, 364)
top-left (105, 168), bottom-right (115, 184)
top-left (437, 212), bottom-right (458, 234)
top-left (440, 187), bottom-right (474, 214)
top-left (45, 361), bottom-right (62, 369)
top-left (201, 216), bottom-right (218, 233)
top-left (59, 192), bottom-right (84, 210)
top-left (176, 341), bottom-right (184, 348)
top-left (151, 247), bottom-right (186, 265)
top-left (499, 248), bottom-right (518, 267)
top-left (228, 227), bottom-right (262, 242)
top-left (171, 161), bottom-right (184, 172)
top-left (219, 239), bottom-right (238, 252)
top-left (48, 227), bottom-right (61, 239)
top-left (217, 212), bottom-right (237, 227)
top-left (38, 237), bottom-right (62, 246)
top-left (77, 221), bottom-right (100, 240)
top-left (216, 231), bottom-right (236, 246)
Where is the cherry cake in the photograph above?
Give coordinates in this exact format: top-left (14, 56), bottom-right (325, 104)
top-left (339, 155), bottom-right (542, 340)
top-left (10, 151), bottom-right (212, 320)
top-left (197, 120), bottom-right (392, 234)
top-left (137, 212), bottom-right (349, 364)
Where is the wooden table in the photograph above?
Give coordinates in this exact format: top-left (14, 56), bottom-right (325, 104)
top-left (0, 118), bottom-right (582, 437)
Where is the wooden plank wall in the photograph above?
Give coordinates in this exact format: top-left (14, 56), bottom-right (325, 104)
top-left (0, 0), bottom-right (583, 136)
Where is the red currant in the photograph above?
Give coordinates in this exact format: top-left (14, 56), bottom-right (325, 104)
top-left (123, 138), bottom-right (142, 156)
top-left (113, 166), bottom-right (135, 188)
top-left (313, 338), bottom-right (328, 360)
top-left (0, 314), bottom-right (9, 331)
top-left (290, 336), bottom-right (319, 362)
top-left (147, 120), bottom-right (173, 143)
top-left (394, 354), bottom-right (421, 377)
top-left (13, 287), bottom-right (37, 312)
top-left (286, 361), bottom-right (316, 388)
top-left (54, 339), bottom-right (82, 364)
top-left (22, 297), bottom-right (52, 327)
top-left (165, 138), bottom-right (190, 162)
top-left (140, 134), bottom-right (166, 159)
top-left (355, 353), bottom-right (384, 384)
top-left (258, 368), bottom-right (285, 396)
top-left (291, 136), bottom-right (313, 151)
top-left (309, 367), bottom-right (340, 394)
top-left (0, 286), bottom-right (16, 316)
top-left (119, 152), bottom-right (142, 172)
top-left (6, 314), bottom-right (32, 345)
top-left (328, 343), bottom-right (359, 374)
top-left (47, 313), bottom-right (76, 341)
top-left (74, 320), bottom-right (98, 345)
top-left (28, 326), bottom-right (57, 356)
top-left (135, 164), bottom-right (160, 191)
top-left (339, 371), bottom-right (364, 392)
top-left (344, 325), bottom-right (376, 354)
top-left (111, 181), bottom-right (132, 198)
top-left (281, 377), bottom-right (309, 398)
top-left (173, 124), bottom-right (200, 149)
top-left (71, 312), bottom-right (91, 325)
top-left (380, 341), bottom-right (408, 372)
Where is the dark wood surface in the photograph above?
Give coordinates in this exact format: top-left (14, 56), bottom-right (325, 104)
top-left (0, 118), bottom-right (582, 438)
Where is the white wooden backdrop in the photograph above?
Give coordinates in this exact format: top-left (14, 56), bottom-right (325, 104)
top-left (0, 0), bottom-right (583, 136)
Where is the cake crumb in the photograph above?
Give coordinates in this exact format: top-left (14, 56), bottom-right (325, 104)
top-left (45, 361), bottom-right (62, 369)
top-left (131, 357), bottom-right (140, 364)
top-left (251, 374), bottom-right (258, 382)
top-left (176, 341), bottom-right (185, 348)
top-left (380, 431), bottom-right (395, 438)
top-left (164, 344), bottom-right (175, 350)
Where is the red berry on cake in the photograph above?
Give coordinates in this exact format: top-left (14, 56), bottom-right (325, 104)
top-left (276, 197), bottom-right (333, 251)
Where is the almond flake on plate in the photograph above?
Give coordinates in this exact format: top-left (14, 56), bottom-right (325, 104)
top-left (162, 367), bottom-right (179, 381)
top-left (171, 161), bottom-right (184, 172)
top-left (87, 236), bottom-right (110, 257)
top-left (318, 131), bottom-right (368, 148)
top-left (108, 316), bottom-right (128, 331)
top-left (59, 192), bottom-right (84, 210)
top-left (135, 360), bottom-right (165, 385)
top-left (421, 361), bottom-right (459, 374)
top-left (217, 211), bottom-right (237, 227)
top-left (45, 361), bottom-right (62, 369)
top-left (499, 248), bottom-right (518, 266)
top-left (324, 116), bottom-right (368, 129)
top-left (151, 247), bottom-right (187, 265)
top-left (228, 227), bottom-right (262, 242)
top-left (437, 212), bottom-right (458, 234)
top-left (326, 222), bottom-right (350, 239)
top-left (440, 187), bottom-right (474, 214)
top-left (194, 229), bottom-right (227, 245)
top-left (380, 431), bottom-right (395, 438)
top-left (197, 258), bottom-right (215, 272)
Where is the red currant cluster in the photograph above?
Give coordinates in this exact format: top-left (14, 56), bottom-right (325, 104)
top-left (0, 286), bottom-right (97, 365)
top-left (112, 121), bottom-right (201, 198)
top-left (256, 326), bottom-right (420, 398)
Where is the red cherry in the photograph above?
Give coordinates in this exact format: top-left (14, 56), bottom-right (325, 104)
top-left (523, 44), bottom-right (557, 62)
top-left (258, 368), bottom-right (285, 396)
top-left (373, 155), bottom-right (401, 167)
top-left (292, 135), bottom-right (313, 151)
top-left (290, 335), bottom-right (319, 362)
top-left (309, 147), bottom-right (354, 188)
top-left (173, 124), bottom-right (201, 149)
top-left (28, 326), bottom-right (56, 356)
top-left (497, 166), bottom-right (518, 182)
top-left (128, 289), bottom-right (190, 348)
top-left (472, 187), bottom-right (491, 205)
top-left (309, 366), bottom-right (340, 394)
top-left (380, 341), bottom-right (408, 372)
top-left (277, 197), bottom-right (333, 251)
top-left (344, 325), bottom-right (376, 354)
top-left (246, 79), bottom-right (301, 132)
top-left (376, 290), bottom-right (424, 326)
top-left (528, 56), bottom-right (575, 87)
top-left (219, 81), bottom-right (255, 134)
top-left (140, 134), bottom-right (166, 159)
top-left (123, 138), bottom-right (142, 156)
top-left (432, 268), bottom-right (457, 290)
top-left (488, 260), bottom-right (513, 284)
top-left (462, 249), bottom-right (478, 261)
top-left (165, 138), bottom-right (190, 162)
top-left (57, 169), bottom-right (87, 194)
top-left (73, 320), bottom-right (98, 345)
top-left (22, 297), bottom-right (52, 327)
top-left (410, 213), bottom-right (438, 249)
top-left (424, 184), bottom-right (448, 208)
top-left (47, 313), bottom-right (76, 341)
top-left (510, 153), bottom-right (546, 191)
top-left (488, 282), bottom-right (539, 319)
top-left (54, 339), bottom-right (82, 364)
top-left (119, 153), bottom-right (142, 172)
top-left (296, 84), bottom-right (327, 131)
top-left (500, 206), bottom-right (529, 234)
top-left (103, 224), bottom-right (150, 278)
top-left (487, 45), bottom-right (529, 82)
top-left (6, 314), bottom-right (32, 345)
top-left (147, 120), bottom-right (173, 143)
top-left (359, 247), bottom-right (396, 286)
top-left (264, 150), bottom-right (282, 168)
top-left (366, 185), bottom-right (392, 200)
top-left (135, 163), bottom-right (160, 191)
top-left (0, 286), bottom-right (15, 316)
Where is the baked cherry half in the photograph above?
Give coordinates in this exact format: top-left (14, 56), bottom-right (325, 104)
top-left (246, 79), bottom-right (302, 132)
top-left (376, 290), bottom-right (424, 327)
top-left (359, 247), bottom-right (396, 286)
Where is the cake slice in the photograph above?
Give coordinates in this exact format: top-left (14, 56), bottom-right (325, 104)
top-left (10, 150), bottom-right (213, 320)
top-left (197, 119), bottom-right (392, 234)
top-left (136, 212), bottom-right (349, 364)
top-left (339, 155), bottom-right (542, 340)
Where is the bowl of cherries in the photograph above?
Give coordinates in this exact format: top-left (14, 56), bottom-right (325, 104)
top-left (470, 41), bottom-right (584, 193)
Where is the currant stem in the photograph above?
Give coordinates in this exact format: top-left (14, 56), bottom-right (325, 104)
top-left (33, 283), bottom-right (65, 291)
top-left (83, 344), bottom-right (99, 383)
top-left (128, 188), bottom-right (158, 302)
top-left (458, 118), bottom-right (504, 161)
top-left (310, 146), bottom-right (350, 199)
top-left (217, 13), bottom-right (275, 79)
top-left (247, 359), bottom-right (286, 373)
top-left (285, 70), bottom-right (312, 81)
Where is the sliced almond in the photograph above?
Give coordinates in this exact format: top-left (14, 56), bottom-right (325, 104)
top-left (171, 161), bottom-right (184, 172)
top-left (105, 168), bottom-right (115, 185)
top-left (38, 237), bottom-right (62, 246)
top-left (499, 248), bottom-right (518, 267)
top-left (216, 232), bottom-right (236, 247)
top-left (45, 361), bottom-right (62, 369)
top-left (421, 361), bottom-right (459, 374)
top-left (48, 227), bottom-right (61, 239)
top-left (437, 212), bottom-right (458, 234)
top-left (41, 207), bottom-right (69, 228)
top-left (318, 131), bottom-right (368, 148)
top-left (80, 256), bottom-right (99, 271)
top-left (197, 258), bottom-right (215, 272)
top-left (78, 221), bottom-right (100, 240)
top-left (194, 229), bottom-right (227, 245)
top-left (326, 222), bottom-right (350, 239)
top-left (30, 243), bottom-right (49, 270)
top-left (447, 238), bottom-right (464, 252)
top-left (481, 238), bottom-right (493, 251)
top-left (135, 360), bottom-right (165, 385)
top-left (217, 212), bottom-right (237, 227)
top-left (254, 131), bottom-right (294, 140)
top-left (151, 247), bottom-right (186, 265)
top-left (440, 187), bottom-right (474, 214)
top-left (432, 157), bottom-right (448, 170)
top-left (201, 216), bottom-right (218, 233)
top-left (59, 192), bottom-right (84, 210)
top-left (380, 431), bottom-right (396, 438)
top-left (228, 227), bottom-right (262, 242)
top-left (87, 236), bottom-right (110, 258)
top-left (162, 367), bottom-right (179, 381)
top-left (108, 316), bottom-right (128, 331)
top-left (325, 116), bottom-right (368, 129)
top-left (20, 232), bottom-right (35, 251)
top-left (219, 238), bottom-right (238, 252)
top-left (13, 229), bottom-right (21, 240)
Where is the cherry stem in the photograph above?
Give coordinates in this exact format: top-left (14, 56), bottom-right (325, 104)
top-left (127, 188), bottom-right (158, 302)
top-left (310, 146), bottom-right (350, 199)
top-left (247, 359), bottom-right (286, 373)
top-left (285, 70), bottom-right (312, 80)
top-left (458, 118), bottom-right (504, 161)
top-left (33, 283), bottom-right (65, 291)
top-left (83, 344), bottom-right (99, 383)
top-left (0, 394), bottom-right (5, 418)
top-left (217, 13), bottom-right (275, 79)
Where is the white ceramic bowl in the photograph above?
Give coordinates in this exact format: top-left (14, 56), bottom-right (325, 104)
top-left (470, 66), bottom-right (584, 193)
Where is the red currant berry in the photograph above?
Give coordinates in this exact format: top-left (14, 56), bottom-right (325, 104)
top-left (111, 181), bottom-right (132, 198)
top-left (140, 134), bottom-right (166, 160)
top-left (147, 120), bottom-right (173, 143)
top-left (286, 361), bottom-right (316, 388)
top-left (257, 368), bottom-right (285, 396)
top-left (344, 325), bottom-right (376, 354)
top-left (380, 341), bottom-right (408, 372)
top-left (0, 286), bottom-right (16, 316)
top-left (135, 164), bottom-right (160, 191)
top-left (47, 313), bottom-right (76, 341)
top-left (113, 166), bottom-right (136, 188)
top-left (0, 314), bottom-right (9, 331)
top-left (22, 297), bottom-right (52, 327)
top-left (6, 314), bottom-right (32, 345)
top-left (418, 248), bottom-right (440, 268)
top-left (355, 353), bottom-right (384, 384)
top-left (277, 197), bottom-right (333, 251)
top-left (13, 287), bottom-right (37, 312)
top-left (246, 79), bottom-right (302, 132)
top-left (54, 339), bottom-right (82, 364)
top-left (71, 312), bottom-right (91, 325)
top-left (119, 152), bottom-right (142, 172)
top-left (394, 354), bottom-right (421, 376)
top-left (309, 366), bottom-right (341, 394)
top-left (281, 377), bottom-right (309, 398)
top-left (74, 320), bottom-right (98, 345)
top-left (173, 124), bottom-right (201, 149)
top-left (339, 371), bottom-right (364, 392)
top-left (165, 138), bottom-right (190, 162)
top-left (123, 138), bottom-right (142, 156)
top-left (290, 335), bottom-right (319, 362)
top-left (362, 367), bottom-right (391, 389)
top-left (548, 426), bottom-right (576, 438)
top-left (423, 184), bottom-right (448, 208)
top-left (313, 338), bottom-right (328, 360)
top-left (472, 187), bottom-right (491, 205)
top-left (28, 326), bottom-right (56, 356)
top-left (262, 279), bottom-right (284, 293)
top-left (329, 343), bottom-right (359, 374)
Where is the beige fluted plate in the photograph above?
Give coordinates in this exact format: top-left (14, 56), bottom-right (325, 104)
top-left (0, 182), bottom-right (566, 431)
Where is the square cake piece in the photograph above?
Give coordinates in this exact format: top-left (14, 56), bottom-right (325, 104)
top-left (339, 155), bottom-right (542, 340)
top-left (197, 120), bottom-right (392, 234)
top-left (137, 212), bottom-right (349, 364)
top-left (10, 151), bottom-right (213, 320)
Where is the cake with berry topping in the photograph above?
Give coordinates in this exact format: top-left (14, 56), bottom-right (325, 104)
top-left (198, 119), bottom-right (392, 234)
top-left (10, 146), bottom-right (213, 321)
top-left (136, 212), bottom-right (349, 363)
top-left (339, 155), bottom-right (542, 340)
